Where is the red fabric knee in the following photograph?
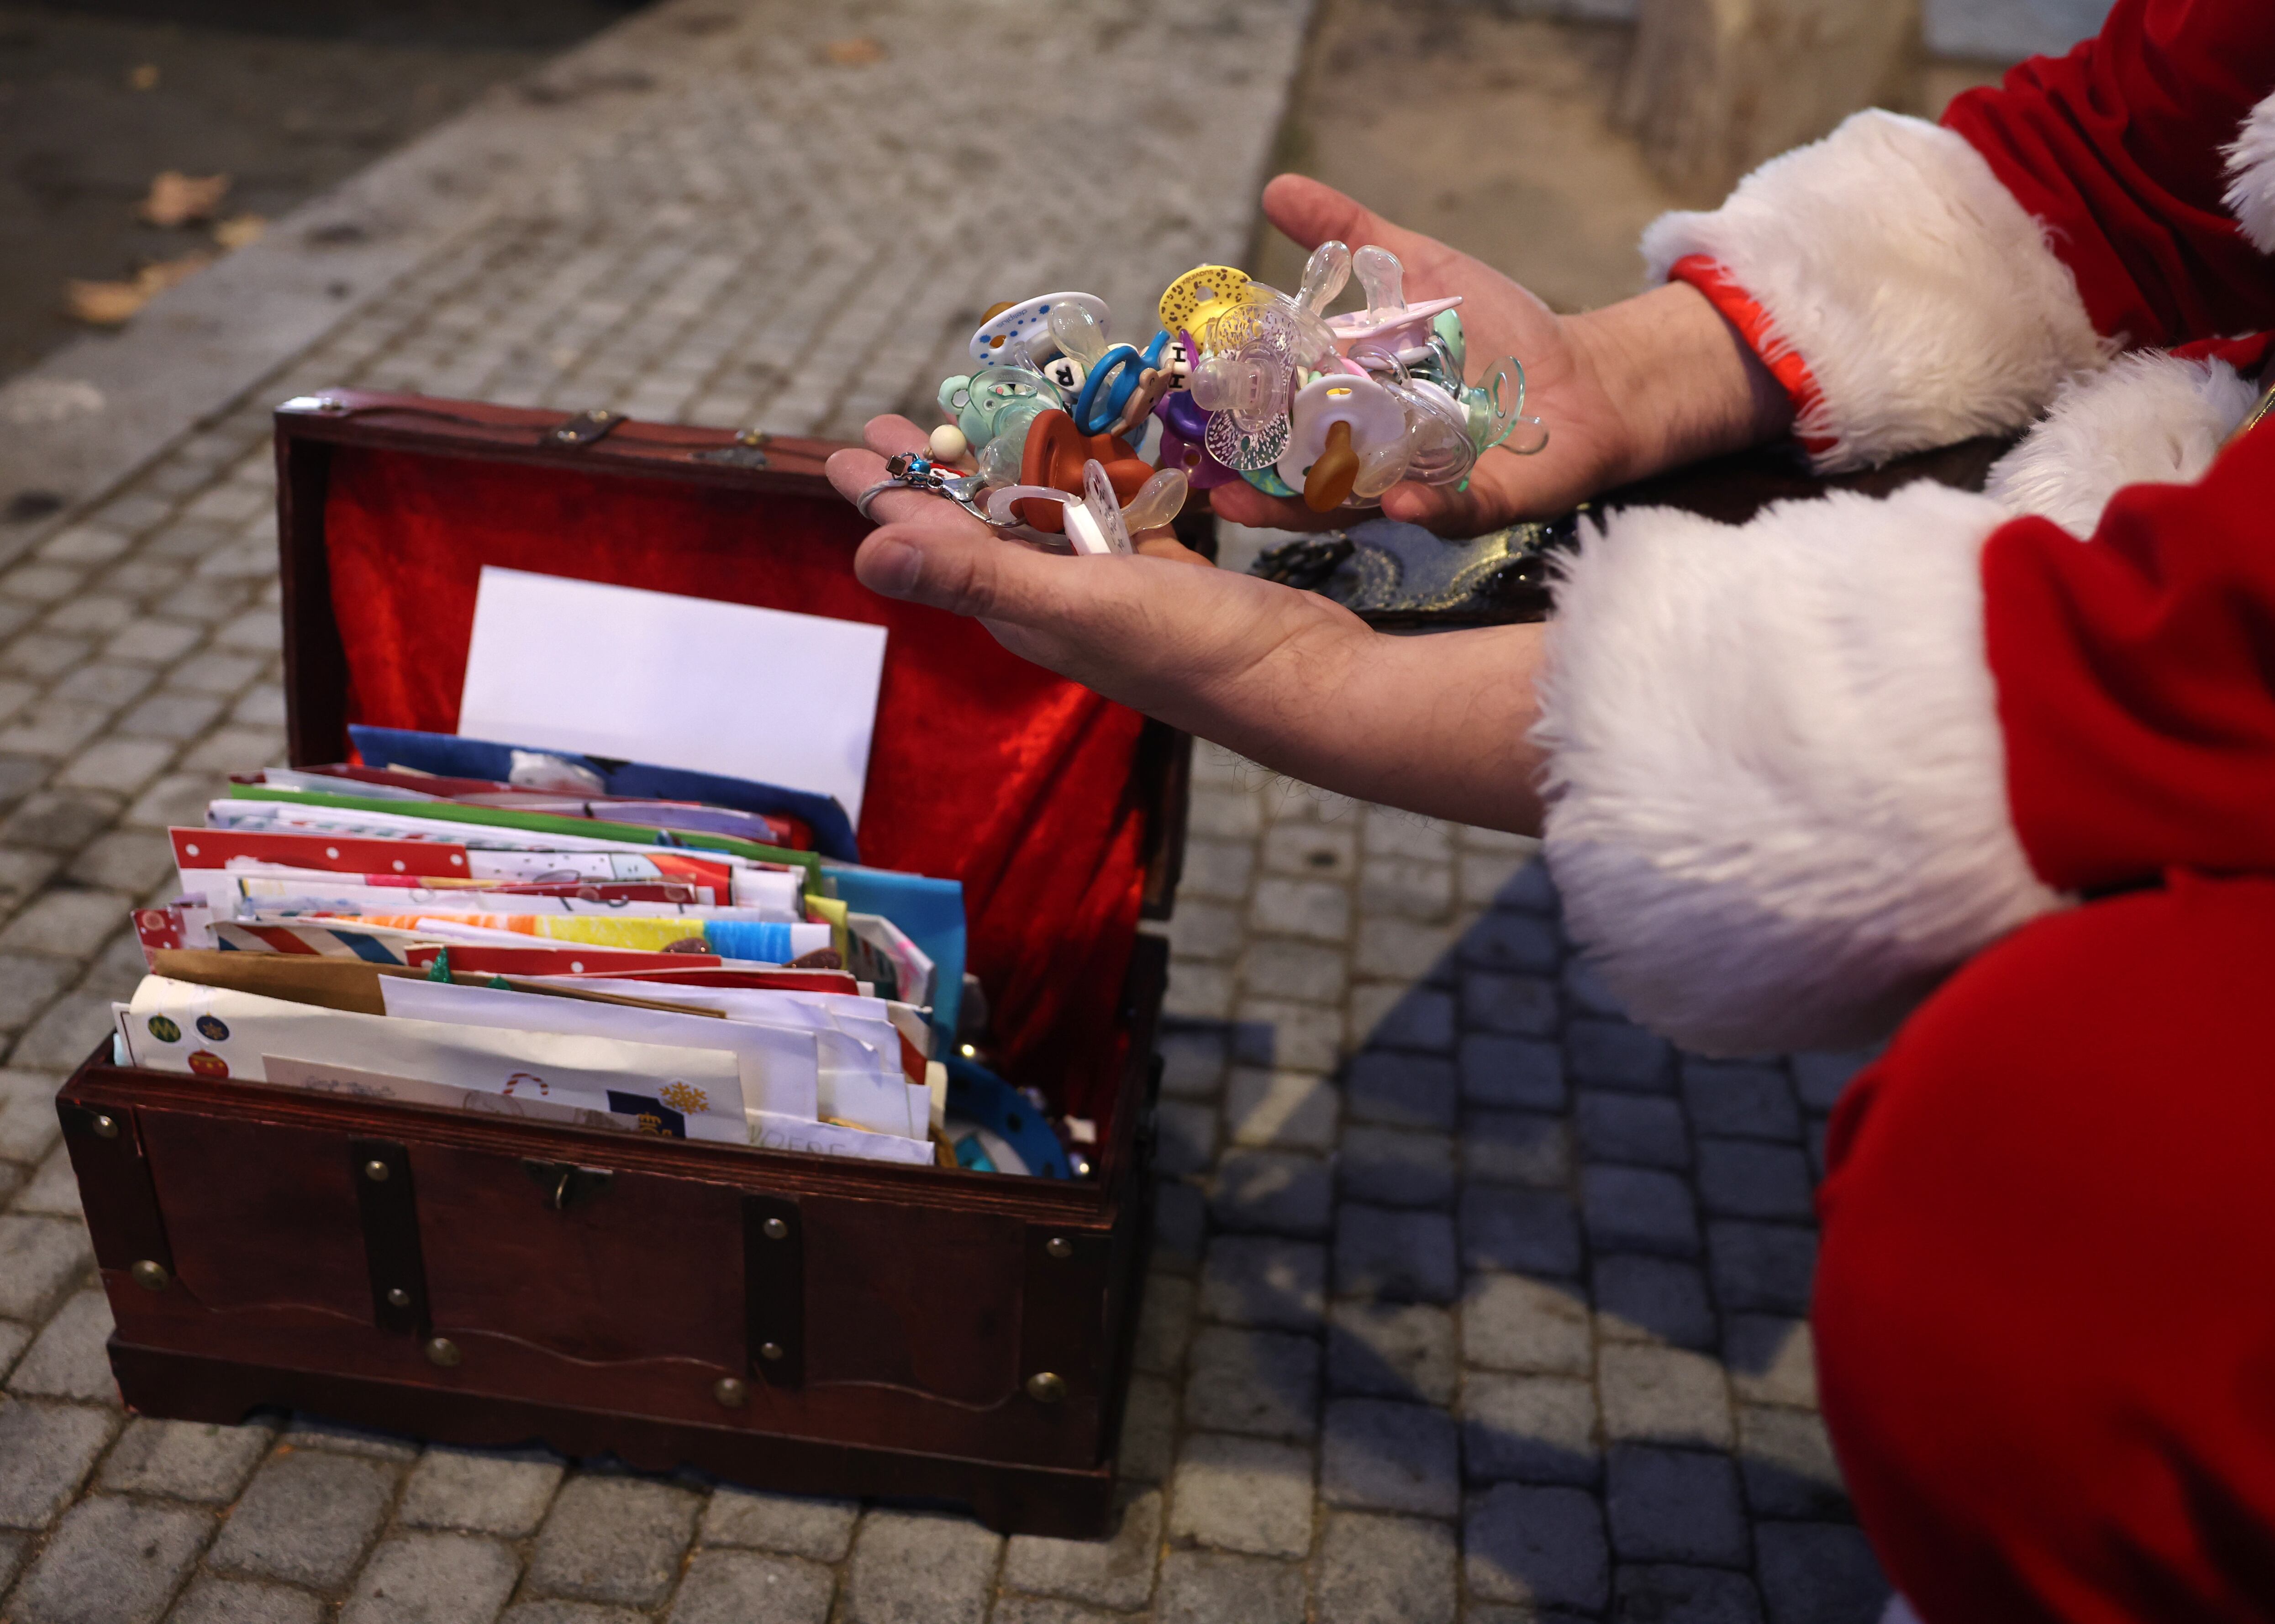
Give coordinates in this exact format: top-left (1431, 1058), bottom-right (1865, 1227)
top-left (1815, 874), bottom-right (2275, 1624)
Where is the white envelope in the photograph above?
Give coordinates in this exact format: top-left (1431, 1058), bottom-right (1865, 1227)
top-left (380, 975), bottom-right (821, 1122)
top-left (122, 976), bottom-right (748, 1143)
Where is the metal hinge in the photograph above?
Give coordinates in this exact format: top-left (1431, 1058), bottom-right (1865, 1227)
top-left (743, 1194), bottom-right (804, 1388)
top-left (547, 407), bottom-right (624, 447)
top-left (691, 428), bottom-right (770, 469)
top-left (520, 1159), bottom-right (614, 1212)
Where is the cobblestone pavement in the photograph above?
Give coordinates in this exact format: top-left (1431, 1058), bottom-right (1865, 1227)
top-left (0, 0), bottom-right (1891, 1618)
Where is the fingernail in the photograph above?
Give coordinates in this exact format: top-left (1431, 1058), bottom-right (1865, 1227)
top-left (864, 536), bottom-right (922, 596)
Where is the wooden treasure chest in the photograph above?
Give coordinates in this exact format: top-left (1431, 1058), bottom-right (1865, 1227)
top-left (54, 390), bottom-right (1193, 1538)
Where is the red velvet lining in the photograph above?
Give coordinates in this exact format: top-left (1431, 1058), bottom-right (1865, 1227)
top-left (320, 446), bottom-right (1149, 1119)
top-left (1665, 254), bottom-right (1833, 459)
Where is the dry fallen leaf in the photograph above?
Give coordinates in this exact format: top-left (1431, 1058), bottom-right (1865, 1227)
top-left (822, 36), bottom-right (884, 66)
top-left (138, 171), bottom-right (230, 227)
top-left (128, 63), bottom-right (159, 91)
top-left (64, 254), bottom-right (213, 326)
top-left (212, 213), bottom-right (267, 251)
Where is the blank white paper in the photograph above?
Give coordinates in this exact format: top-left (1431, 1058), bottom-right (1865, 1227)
top-left (457, 567), bottom-right (888, 822)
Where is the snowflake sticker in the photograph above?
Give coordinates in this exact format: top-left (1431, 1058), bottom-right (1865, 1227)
top-left (658, 1081), bottom-right (710, 1114)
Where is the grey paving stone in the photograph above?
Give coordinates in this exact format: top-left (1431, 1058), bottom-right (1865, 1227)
top-left (207, 1449), bottom-right (397, 1588)
top-left (1178, 838), bottom-right (1254, 902)
top-left (1352, 984), bottom-right (1454, 1052)
top-left (843, 1508), bottom-right (1002, 1624)
top-left (1696, 1139), bottom-right (1818, 1221)
top-left (1171, 899), bottom-right (1243, 962)
top-left (1789, 1050), bottom-right (1875, 1114)
top-left (698, 1486), bottom-right (857, 1561)
top-left (1185, 1325), bottom-right (1321, 1441)
top-left (1464, 1483), bottom-right (1609, 1610)
top-left (1326, 1301), bottom-right (1457, 1406)
top-left (1164, 960), bottom-right (1233, 1021)
top-left (1313, 1511), bottom-right (1457, 1624)
top-left (1462, 972), bottom-right (1559, 1038)
top-left (1343, 1051), bottom-right (1457, 1131)
top-left (1234, 1000), bottom-right (1346, 1072)
top-left (1458, 1034), bottom-right (1566, 1111)
top-left (1584, 1166), bottom-right (1701, 1258)
top-left (1169, 1432), bottom-right (1314, 1556)
top-left (11, 993), bottom-right (120, 1071)
top-left (10, 1493), bottom-right (210, 1624)
top-left (1681, 1060), bottom-right (1801, 1141)
top-left (0, 890), bottom-right (127, 960)
top-left (1460, 1187), bottom-right (1583, 1278)
top-left (1568, 1018), bottom-right (1674, 1090)
top-left (1599, 1345), bottom-right (1734, 1449)
top-left (1134, 1274), bottom-right (1195, 1377)
top-left (1211, 1149), bottom-right (1334, 1235)
top-left (1605, 1447), bottom-right (1750, 1566)
top-left (1333, 1204), bottom-right (1458, 1304)
top-left (1152, 1178), bottom-right (1207, 1276)
top-left (1153, 1099), bottom-right (1219, 1177)
top-left (341, 1533), bottom-right (519, 1624)
top-left (1157, 1549), bottom-right (1306, 1624)
top-left (1189, 788), bottom-right (1264, 840)
top-left (166, 1577), bottom-right (327, 1624)
top-left (1358, 856), bottom-right (1453, 922)
top-left (1459, 851), bottom-right (1538, 909)
top-left (1458, 911), bottom-right (1561, 975)
top-left (0, 1319), bottom-right (32, 1382)
top-left (1353, 916), bottom-right (1457, 982)
top-left (1561, 955), bottom-right (1624, 1016)
top-left (1738, 1405), bottom-right (1849, 1518)
top-left (1001, 1487), bottom-right (1160, 1612)
top-left (1158, 1027), bottom-right (1228, 1100)
top-left (9, 1289), bottom-right (116, 1404)
top-left (398, 1446), bottom-right (564, 1538)
top-left (1462, 1111), bottom-right (1571, 1190)
top-left (1200, 1235), bottom-right (1327, 1332)
top-left (1338, 1125), bottom-right (1454, 1207)
top-left (1616, 1564), bottom-right (1769, 1624)
top-left (284, 1414), bottom-right (421, 1461)
top-left (1707, 1222), bottom-right (1818, 1315)
top-left (99, 1417), bottom-right (274, 1502)
top-left (526, 1476), bottom-right (699, 1607)
top-left (0, 1400), bottom-right (116, 1528)
top-left (1263, 820), bottom-right (1356, 878)
top-left (0, 954), bottom-right (73, 1032)
top-left (1118, 1371), bottom-right (1178, 1484)
top-left (1460, 1372), bottom-right (1600, 1486)
top-left (1754, 1522), bottom-right (1889, 1624)
top-left (1363, 811), bottom-right (1452, 862)
top-left (1725, 1316), bottom-right (1818, 1410)
top-left (1461, 1273), bottom-right (1592, 1376)
top-left (1225, 1068), bottom-right (1340, 1151)
top-left (1319, 1398), bottom-right (1459, 1517)
top-left (1595, 1255), bottom-right (1718, 1350)
top-left (1242, 938), bottom-right (1348, 1003)
top-left (1251, 876), bottom-right (1350, 942)
top-left (1578, 1089), bottom-right (1692, 1169)
top-left (666, 1548), bottom-right (833, 1624)
top-left (67, 830), bottom-right (175, 894)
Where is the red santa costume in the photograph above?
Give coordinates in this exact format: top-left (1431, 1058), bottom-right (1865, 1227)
top-left (1533, 2), bottom-right (2275, 1619)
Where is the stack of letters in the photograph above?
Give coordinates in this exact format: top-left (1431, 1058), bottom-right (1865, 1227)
top-left (115, 722), bottom-right (970, 1171)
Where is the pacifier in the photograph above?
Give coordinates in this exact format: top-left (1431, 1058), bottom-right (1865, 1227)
top-left (1329, 246), bottom-right (1464, 358)
top-left (1011, 409), bottom-right (1153, 533)
top-left (1160, 264), bottom-right (1272, 336)
top-left (985, 460), bottom-right (1189, 555)
top-left (1048, 304), bottom-right (1147, 438)
top-left (1190, 301), bottom-right (1301, 470)
top-left (969, 293), bottom-right (1112, 368)
top-left (1277, 373), bottom-right (1410, 512)
top-left (941, 364), bottom-right (1065, 451)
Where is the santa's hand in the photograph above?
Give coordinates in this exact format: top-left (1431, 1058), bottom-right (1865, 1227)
top-left (1209, 177), bottom-right (1794, 539)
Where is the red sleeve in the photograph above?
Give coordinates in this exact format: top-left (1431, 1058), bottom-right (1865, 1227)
top-left (1942, 0), bottom-right (2275, 348)
top-left (1985, 420), bottom-right (2275, 893)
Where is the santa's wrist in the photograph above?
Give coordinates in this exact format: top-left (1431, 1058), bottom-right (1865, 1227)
top-left (1569, 281), bottom-right (1796, 490)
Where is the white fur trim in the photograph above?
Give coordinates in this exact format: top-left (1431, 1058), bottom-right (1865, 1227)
top-left (1985, 352), bottom-right (2259, 535)
top-left (1537, 482), bottom-right (2066, 1056)
top-left (1643, 110), bottom-right (2108, 474)
top-left (2225, 89), bottom-right (2275, 253)
top-left (1882, 1600), bottom-right (1924, 1624)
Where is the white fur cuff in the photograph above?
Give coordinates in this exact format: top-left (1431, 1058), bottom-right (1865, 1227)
top-left (1643, 110), bottom-right (2108, 473)
top-left (1537, 481), bottom-right (2067, 1056)
top-left (2225, 89), bottom-right (2275, 253)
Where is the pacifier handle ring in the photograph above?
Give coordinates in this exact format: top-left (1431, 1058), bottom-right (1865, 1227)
top-left (1073, 345), bottom-right (1145, 437)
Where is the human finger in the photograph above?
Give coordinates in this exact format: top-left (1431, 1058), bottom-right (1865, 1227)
top-left (823, 446), bottom-right (946, 530)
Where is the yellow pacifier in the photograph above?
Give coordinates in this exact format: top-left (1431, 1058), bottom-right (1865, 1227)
top-left (1159, 265), bottom-right (1269, 337)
